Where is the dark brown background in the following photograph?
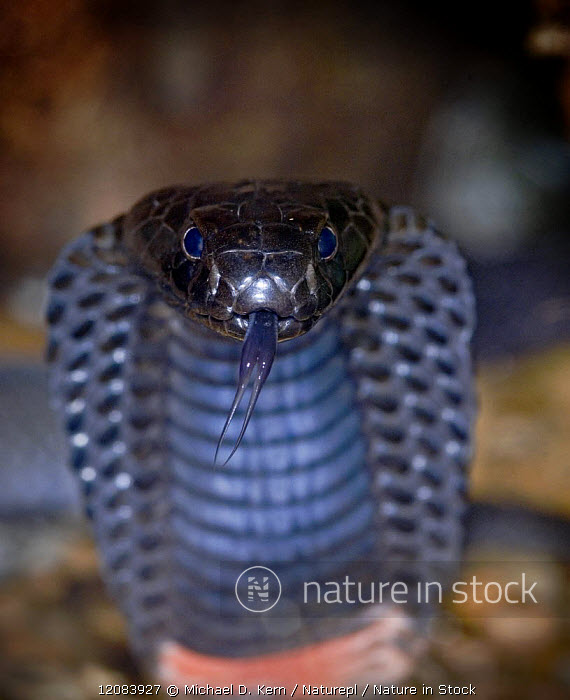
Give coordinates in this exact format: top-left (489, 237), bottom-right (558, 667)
top-left (0, 1), bottom-right (569, 698)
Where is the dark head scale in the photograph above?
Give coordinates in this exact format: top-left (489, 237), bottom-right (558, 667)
top-left (122, 180), bottom-right (382, 462)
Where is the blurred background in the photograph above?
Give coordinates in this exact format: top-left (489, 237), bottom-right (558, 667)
top-left (0, 1), bottom-right (568, 698)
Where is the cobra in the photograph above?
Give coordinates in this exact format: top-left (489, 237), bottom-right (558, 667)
top-left (46, 181), bottom-right (476, 686)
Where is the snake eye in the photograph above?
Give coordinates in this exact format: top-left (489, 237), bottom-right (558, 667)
top-left (318, 226), bottom-right (338, 260)
top-left (182, 226), bottom-right (203, 259)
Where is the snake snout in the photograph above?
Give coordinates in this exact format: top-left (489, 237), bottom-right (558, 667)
top-left (233, 273), bottom-right (295, 317)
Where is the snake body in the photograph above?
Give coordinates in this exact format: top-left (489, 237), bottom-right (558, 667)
top-left (46, 181), bottom-right (476, 676)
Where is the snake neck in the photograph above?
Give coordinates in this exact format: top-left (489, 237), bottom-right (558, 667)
top-left (163, 309), bottom-right (375, 555)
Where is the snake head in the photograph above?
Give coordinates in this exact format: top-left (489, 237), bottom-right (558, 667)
top-left (122, 181), bottom-right (384, 462)
top-left (122, 180), bottom-right (384, 342)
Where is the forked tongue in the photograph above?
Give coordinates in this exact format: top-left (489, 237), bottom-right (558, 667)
top-left (214, 310), bottom-right (278, 465)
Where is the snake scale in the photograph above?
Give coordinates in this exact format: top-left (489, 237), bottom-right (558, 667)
top-left (46, 181), bottom-right (476, 681)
